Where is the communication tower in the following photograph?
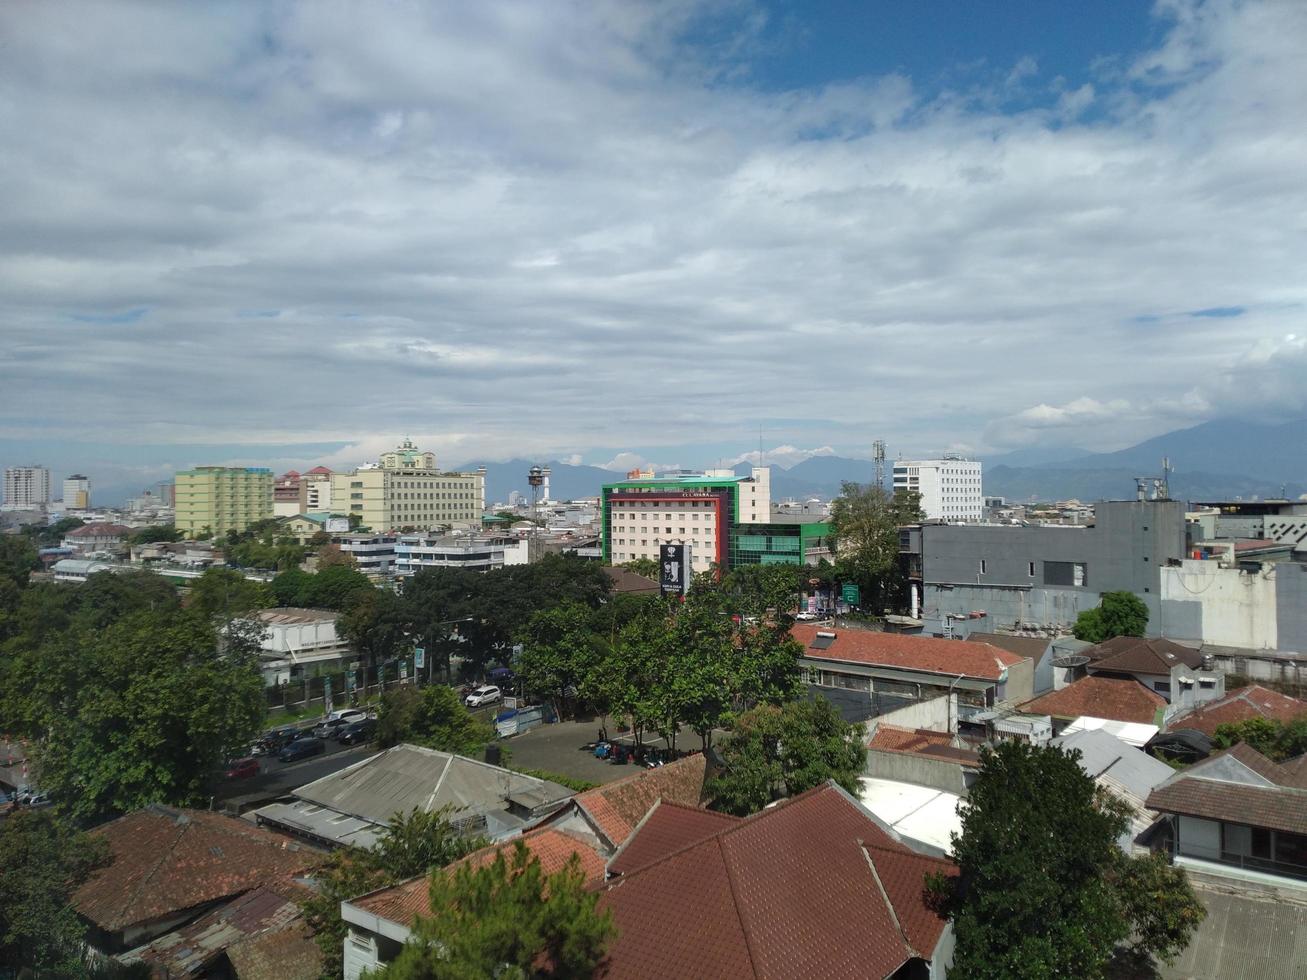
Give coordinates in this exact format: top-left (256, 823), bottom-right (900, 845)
top-left (873, 440), bottom-right (887, 490)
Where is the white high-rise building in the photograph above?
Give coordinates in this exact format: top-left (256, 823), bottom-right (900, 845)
top-left (63, 474), bottom-right (91, 509)
top-left (893, 457), bottom-right (982, 522)
top-left (3, 465), bottom-right (51, 510)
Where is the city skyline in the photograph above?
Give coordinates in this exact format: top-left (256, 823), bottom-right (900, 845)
top-left (2, 1), bottom-right (1305, 501)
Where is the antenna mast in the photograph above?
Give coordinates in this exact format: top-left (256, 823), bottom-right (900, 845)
top-left (873, 439), bottom-right (887, 490)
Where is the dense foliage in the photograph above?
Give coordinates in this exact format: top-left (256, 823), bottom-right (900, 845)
top-left (301, 806), bottom-right (487, 978)
top-left (0, 570), bottom-right (267, 822)
top-left (931, 741), bottom-right (1204, 978)
top-left (376, 684), bottom-right (495, 752)
top-left (707, 696), bottom-right (865, 816)
top-left (1213, 714), bottom-right (1307, 761)
top-left (384, 840), bottom-right (616, 979)
top-left (827, 481), bottom-right (922, 614)
top-left (1073, 590), bottom-right (1150, 643)
top-left (0, 810), bottom-right (109, 973)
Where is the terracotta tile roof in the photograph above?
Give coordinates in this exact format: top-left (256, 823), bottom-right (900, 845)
top-left (66, 522), bottom-right (133, 537)
top-left (1168, 685), bottom-right (1307, 737)
top-left (1147, 745), bottom-right (1307, 836)
top-left (72, 805), bottom-right (319, 933)
top-left (352, 826), bottom-right (607, 929)
top-left (792, 624), bottom-right (1025, 682)
top-left (225, 919), bottom-right (323, 980)
top-left (574, 753), bottom-right (708, 846)
top-left (868, 725), bottom-right (981, 768)
top-left (1085, 635), bottom-right (1202, 676)
top-left (607, 801), bottom-right (740, 876)
top-left (597, 784), bottom-right (956, 979)
top-left (1021, 676), bottom-right (1166, 724)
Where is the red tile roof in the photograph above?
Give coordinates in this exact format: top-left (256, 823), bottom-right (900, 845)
top-left (792, 624), bottom-right (1025, 682)
top-left (225, 919), bottom-right (323, 980)
top-left (1168, 685), bottom-right (1307, 737)
top-left (351, 826), bottom-right (607, 929)
top-left (868, 725), bottom-right (981, 768)
top-left (607, 801), bottom-right (740, 876)
top-left (574, 753), bottom-right (709, 847)
top-left (66, 522), bottom-right (133, 537)
top-left (72, 806), bottom-right (319, 933)
top-left (1021, 676), bottom-right (1166, 724)
top-left (597, 784), bottom-right (955, 979)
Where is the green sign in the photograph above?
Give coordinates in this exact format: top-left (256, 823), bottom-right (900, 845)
top-left (841, 583), bottom-right (861, 605)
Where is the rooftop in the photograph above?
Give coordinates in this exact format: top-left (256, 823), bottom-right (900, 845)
top-left (1085, 635), bottom-right (1203, 676)
top-left (257, 607), bottom-right (339, 626)
top-left (856, 776), bottom-right (964, 858)
top-left (867, 725), bottom-right (981, 768)
top-left (1022, 676), bottom-right (1167, 725)
top-left (1147, 742), bottom-right (1307, 836)
top-left (572, 753), bottom-right (709, 847)
top-left (793, 624), bottom-right (1026, 683)
top-left (1168, 684), bottom-right (1307, 738)
top-left (72, 805), bottom-right (318, 933)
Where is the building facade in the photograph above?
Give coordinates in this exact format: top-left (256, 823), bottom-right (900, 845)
top-left (3, 465), bottom-right (51, 509)
top-left (893, 457), bottom-right (982, 522)
top-left (330, 439), bottom-right (485, 532)
top-left (393, 533), bottom-right (529, 577)
top-left (174, 466), bottom-right (274, 537)
top-left (62, 474), bottom-right (91, 510)
top-left (601, 467), bottom-right (770, 575)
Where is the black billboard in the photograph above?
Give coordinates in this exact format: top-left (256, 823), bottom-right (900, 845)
top-left (660, 543), bottom-right (691, 596)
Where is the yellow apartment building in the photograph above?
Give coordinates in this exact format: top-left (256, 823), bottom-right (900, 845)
top-left (174, 466), bottom-right (274, 538)
top-left (330, 438), bottom-right (485, 532)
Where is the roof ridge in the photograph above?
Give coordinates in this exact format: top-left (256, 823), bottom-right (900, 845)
top-left (859, 840), bottom-right (919, 965)
top-left (858, 839), bottom-right (955, 871)
top-left (714, 833), bottom-right (765, 978)
top-left (119, 814), bottom-right (192, 928)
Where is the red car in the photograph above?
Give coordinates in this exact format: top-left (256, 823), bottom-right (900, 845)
top-left (225, 757), bottom-right (260, 780)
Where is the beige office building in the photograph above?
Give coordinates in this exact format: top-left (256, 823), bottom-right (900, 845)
top-left (331, 439), bottom-right (485, 532)
top-left (175, 466), bottom-right (275, 537)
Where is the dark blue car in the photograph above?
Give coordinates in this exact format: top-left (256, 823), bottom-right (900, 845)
top-left (278, 736), bottom-right (325, 763)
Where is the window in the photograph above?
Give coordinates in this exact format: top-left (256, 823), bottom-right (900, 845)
top-left (980, 559), bottom-right (987, 574)
top-left (1153, 681), bottom-right (1171, 695)
top-left (1028, 561), bottom-right (1036, 577)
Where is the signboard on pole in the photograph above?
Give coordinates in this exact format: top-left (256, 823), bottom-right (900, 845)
top-left (414, 647), bottom-right (425, 670)
top-left (399, 660), bottom-right (408, 681)
top-left (660, 543), bottom-right (691, 596)
top-left (323, 676), bottom-right (333, 715)
top-left (841, 583), bottom-right (861, 605)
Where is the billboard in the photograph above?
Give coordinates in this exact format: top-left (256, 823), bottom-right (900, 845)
top-left (660, 543), bottom-right (691, 596)
top-left (325, 517), bottom-right (350, 533)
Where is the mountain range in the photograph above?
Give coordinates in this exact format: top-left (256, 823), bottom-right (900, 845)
top-left (467, 418), bottom-right (1307, 507)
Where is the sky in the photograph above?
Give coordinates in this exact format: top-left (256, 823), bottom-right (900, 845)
top-left (2, 0), bottom-right (1306, 502)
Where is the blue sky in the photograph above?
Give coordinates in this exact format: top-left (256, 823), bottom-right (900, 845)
top-left (1, 0), bottom-right (1305, 503)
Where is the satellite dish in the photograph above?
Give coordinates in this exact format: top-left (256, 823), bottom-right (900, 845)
top-left (1050, 655), bottom-right (1091, 669)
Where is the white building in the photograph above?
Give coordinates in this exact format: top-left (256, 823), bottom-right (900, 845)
top-left (331, 533), bottom-right (398, 581)
top-left (393, 534), bottom-right (529, 577)
top-left (254, 607), bottom-right (353, 686)
top-left (893, 457), bottom-right (982, 522)
top-left (3, 465), bottom-right (51, 510)
top-left (62, 474), bottom-right (91, 510)
top-left (330, 438), bottom-right (486, 532)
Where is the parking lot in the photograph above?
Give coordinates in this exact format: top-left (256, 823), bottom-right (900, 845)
top-left (502, 719), bottom-right (708, 786)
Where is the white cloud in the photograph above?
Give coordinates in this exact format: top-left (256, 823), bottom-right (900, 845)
top-left (729, 445), bottom-right (838, 468)
top-left (0, 0), bottom-right (1305, 478)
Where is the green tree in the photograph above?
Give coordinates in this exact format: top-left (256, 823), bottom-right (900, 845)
top-left (186, 566), bottom-right (271, 621)
top-left (269, 566), bottom-right (314, 607)
top-left (0, 534), bottom-right (39, 588)
top-left (129, 524), bottom-right (184, 545)
top-left (301, 806), bottom-right (487, 978)
top-left (377, 684), bottom-right (494, 753)
top-left (707, 696), bottom-right (865, 816)
top-left (930, 741), bottom-right (1204, 979)
top-left (28, 608), bottom-right (266, 822)
top-left (1074, 590), bottom-right (1150, 643)
top-left (720, 562), bottom-right (803, 619)
top-left (0, 810), bottom-right (109, 973)
top-left (385, 840), bottom-right (616, 979)
top-left (303, 563), bottom-right (374, 610)
top-left (619, 556), bottom-right (659, 579)
top-left (515, 602), bottom-right (599, 719)
top-left (1213, 714), bottom-right (1307, 761)
top-left (827, 482), bottom-right (922, 614)
top-left (339, 588), bottom-right (409, 695)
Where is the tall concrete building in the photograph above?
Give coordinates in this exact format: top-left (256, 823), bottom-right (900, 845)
top-left (330, 439), bottom-right (485, 532)
top-left (893, 457), bottom-right (982, 521)
top-left (601, 467), bottom-right (772, 575)
top-left (63, 474), bottom-right (91, 510)
top-left (3, 465), bottom-right (51, 509)
top-left (174, 466), bottom-right (274, 537)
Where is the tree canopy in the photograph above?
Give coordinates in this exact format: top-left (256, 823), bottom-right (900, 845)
top-left (707, 696), bottom-right (865, 816)
top-left (931, 741), bottom-right (1204, 978)
top-left (384, 840), bottom-right (616, 979)
top-left (1073, 590), bottom-right (1150, 643)
top-left (827, 482), bottom-right (922, 614)
top-left (376, 684), bottom-right (495, 753)
top-left (1213, 714), bottom-right (1307, 761)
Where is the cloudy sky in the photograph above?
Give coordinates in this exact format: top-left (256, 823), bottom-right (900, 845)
top-left (2, 0), bottom-right (1305, 501)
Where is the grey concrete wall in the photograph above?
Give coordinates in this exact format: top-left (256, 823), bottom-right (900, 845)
top-left (870, 695), bottom-right (954, 733)
top-left (918, 500), bottom-right (1187, 633)
top-left (1276, 562), bottom-right (1307, 651)
top-left (998, 656), bottom-right (1035, 704)
top-left (864, 749), bottom-right (970, 794)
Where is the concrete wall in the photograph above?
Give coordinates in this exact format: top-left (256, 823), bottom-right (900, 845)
top-left (918, 500), bottom-right (1187, 633)
top-left (864, 750), bottom-right (970, 795)
top-left (1159, 559), bottom-right (1278, 648)
top-left (869, 695), bottom-right (954, 734)
top-left (1276, 562), bottom-right (1307, 652)
top-left (997, 656), bottom-right (1035, 705)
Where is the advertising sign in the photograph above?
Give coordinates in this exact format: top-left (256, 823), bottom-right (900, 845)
top-left (323, 676), bottom-right (333, 715)
top-left (841, 583), bottom-right (861, 605)
top-left (660, 543), bottom-right (691, 596)
top-left (414, 647), bottom-right (425, 670)
top-left (399, 660), bottom-right (408, 681)
top-left (325, 517), bottom-right (350, 533)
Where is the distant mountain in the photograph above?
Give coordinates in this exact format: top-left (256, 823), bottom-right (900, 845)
top-left (469, 459), bottom-right (617, 506)
top-left (983, 465), bottom-right (1301, 505)
top-left (979, 446), bottom-right (1091, 468)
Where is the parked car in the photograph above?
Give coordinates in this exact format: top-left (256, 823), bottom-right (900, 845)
top-left (251, 726), bottom-right (299, 756)
top-left (794, 611), bottom-right (819, 621)
top-left (327, 708), bottom-right (369, 725)
top-left (465, 685), bottom-right (502, 708)
top-left (337, 718), bottom-right (377, 745)
top-left (278, 737), bottom-right (326, 763)
top-left (225, 757), bottom-right (260, 780)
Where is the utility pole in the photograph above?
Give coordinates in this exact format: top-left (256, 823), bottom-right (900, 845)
top-left (873, 439), bottom-right (886, 491)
